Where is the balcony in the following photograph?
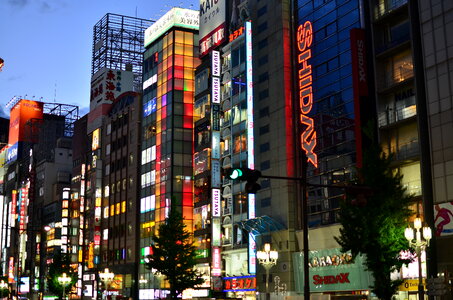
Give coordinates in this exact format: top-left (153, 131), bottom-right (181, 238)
top-left (376, 34), bottom-right (410, 56)
top-left (378, 63), bottom-right (414, 91)
top-left (378, 104), bottom-right (416, 127)
top-left (375, 0), bottom-right (407, 20)
top-left (385, 140), bottom-right (420, 161)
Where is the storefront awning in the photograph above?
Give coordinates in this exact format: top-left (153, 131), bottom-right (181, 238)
top-left (236, 215), bottom-right (286, 235)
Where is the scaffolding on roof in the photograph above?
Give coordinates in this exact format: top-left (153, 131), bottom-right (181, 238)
top-left (91, 13), bottom-right (154, 89)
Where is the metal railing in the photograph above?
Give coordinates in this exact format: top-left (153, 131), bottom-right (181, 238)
top-left (378, 104), bottom-right (417, 126)
top-left (375, 0), bottom-right (408, 19)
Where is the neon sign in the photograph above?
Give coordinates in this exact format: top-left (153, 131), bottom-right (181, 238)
top-left (296, 21), bottom-right (318, 167)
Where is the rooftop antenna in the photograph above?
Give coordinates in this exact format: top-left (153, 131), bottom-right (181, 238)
top-left (54, 81), bottom-right (57, 102)
top-left (135, 6), bottom-right (138, 18)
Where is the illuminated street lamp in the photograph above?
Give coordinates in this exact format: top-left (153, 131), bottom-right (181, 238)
top-left (405, 217), bottom-right (432, 300)
top-left (99, 268), bottom-right (115, 298)
top-left (57, 272), bottom-right (71, 300)
top-left (257, 243), bottom-right (278, 296)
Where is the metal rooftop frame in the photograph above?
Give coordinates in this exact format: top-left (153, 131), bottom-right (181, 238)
top-left (91, 13), bottom-right (154, 81)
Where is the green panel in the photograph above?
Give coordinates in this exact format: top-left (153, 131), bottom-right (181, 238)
top-left (292, 248), bottom-right (372, 293)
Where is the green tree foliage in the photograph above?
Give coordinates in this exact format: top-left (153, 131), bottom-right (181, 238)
top-left (145, 209), bottom-right (204, 299)
top-left (46, 252), bottom-right (77, 299)
top-left (0, 276), bottom-right (10, 298)
top-left (335, 146), bottom-right (414, 300)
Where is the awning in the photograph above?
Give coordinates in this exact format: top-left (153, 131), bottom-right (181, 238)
top-left (236, 215), bottom-right (286, 235)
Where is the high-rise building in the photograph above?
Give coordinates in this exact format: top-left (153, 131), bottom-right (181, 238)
top-left (0, 99), bottom-right (78, 299)
top-left (138, 7), bottom-right (200, 299)
top-left (69, 13), bottom-right (152, 299)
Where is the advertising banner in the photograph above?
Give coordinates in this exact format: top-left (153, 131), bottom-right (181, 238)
top-left (8, 99), bottom-right (44, 146)
top-left (144, 8), bottom-right (199, 47)
top-left (199, 0), bottom-right (226, 56)
top-left (293, 248), bottom-right (372, 292)
top-left (434, 202), bottom-right (453, 236)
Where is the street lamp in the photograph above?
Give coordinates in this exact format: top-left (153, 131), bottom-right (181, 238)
top-left (405, 217), bottom-right (432, 300)
top-left (99, 268), bottom-right (115, 299)
top-left (58, 272), bottom-right (71, 300)
top-left (257, 243), bottom-right (278, 298)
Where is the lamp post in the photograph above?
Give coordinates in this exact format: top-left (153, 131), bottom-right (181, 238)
top-left (257, 243), bottom-right (278, 299)
top-left (99, 268), bottom-right (115, 299)
top-left (58, 272), bottom-right (71, 300)
top-left (405, 217), bottom-right (432, 300)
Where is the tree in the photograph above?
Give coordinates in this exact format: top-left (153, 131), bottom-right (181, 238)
top-left (145, 209), bottom-right (204, 299)
top-left (46, 252), bottom-right (77, 299)
top-left (335, 146), bottom-right (414, 300)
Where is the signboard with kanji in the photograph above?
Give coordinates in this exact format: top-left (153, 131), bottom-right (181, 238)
top-left (90, 68), bottom-right (134, 110)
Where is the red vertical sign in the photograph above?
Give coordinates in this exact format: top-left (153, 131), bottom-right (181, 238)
top-left (350, 28), bottom-right (368, 168)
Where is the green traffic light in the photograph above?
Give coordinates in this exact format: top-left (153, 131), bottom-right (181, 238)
top-left (230, 169), bottom-right (243, 180)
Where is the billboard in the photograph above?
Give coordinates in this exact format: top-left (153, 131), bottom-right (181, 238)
top-left (293, 248), bottom-right (372, 292)
top-left (144, 8), bottom-right (199, 47)
top-left (199, 0), bottom-right (226, 56)
top-left (434, 202), bottom-right (453, 236)
top-left (90, 68), bottom-right (134, 109)
top-left (8, 99), bottom-right (44, 146)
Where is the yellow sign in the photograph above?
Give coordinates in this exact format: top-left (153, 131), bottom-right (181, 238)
top-left (92, 128), bottom-right (100, 151)
top-left (400, 279), bottom-right (426, 291)
top-left (88, 242), bottom-right (94, 268)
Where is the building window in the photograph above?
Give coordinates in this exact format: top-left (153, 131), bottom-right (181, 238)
top-left (258, 55), bottom-right (268, 66)
top-left (261, 197), bottom-right (271, 207)
top-left (259, 124), bottom-right (269, 135)
top-left (259, 107), bottom-right (269, 118)
top-left (260, 160), bottom-right (270, 170)
top-left (258, 72), bottom-right (269, 83)
top-left (258, 38), bottom-right (268, 49)
top-left (257, 22), bottom-right (268, 32)
top-left (257, 5), bottom-right (267, 17)
top-left (259, 142), bottom-right (270, 153)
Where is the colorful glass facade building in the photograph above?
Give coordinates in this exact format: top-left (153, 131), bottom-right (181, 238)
top-left (139, 8), bottom-right (200, 299)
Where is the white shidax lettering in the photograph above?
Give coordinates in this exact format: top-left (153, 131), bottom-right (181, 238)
top-left (357, 40), bottom-right (366, 82)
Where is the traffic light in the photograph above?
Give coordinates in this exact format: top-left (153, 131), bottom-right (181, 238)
top-left (225, 168), bottom-right (262, 194)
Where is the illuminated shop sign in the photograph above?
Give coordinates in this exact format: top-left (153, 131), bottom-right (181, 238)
top-left (212, 218), bottom-right (221, 246)
top-left (296, 21), bottom-right (318, 168)
top-left (212, 189), bottom-right (221, 217)
top-left (212, 50), bottom-right (220, 77)
top-left (6, 142), bottom-right (18, 164)
top-left (212, 77), bottom-right (220, 103)
top-left (91, 128), bottom-right (100, 151)
top-left (293, 248), bottom-right (371, 292)
top-left (245, 20), bottom-right (256, 275)
top-left (223, 275), bottom-right (256, 292)
top-left (144, 97), bottom-right (157, 117)
top-left (143, 74), bottom-right (157, 90)
top-left (229, 26), bottom-right (244, 42)
top-left (145, 7), bottom-right (199, 47)
top-left (212, 247), bottom-right (221, 276)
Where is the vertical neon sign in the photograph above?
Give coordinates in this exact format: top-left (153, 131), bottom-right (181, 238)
top-left (245, 20), bottom-right (256, 274)
top-left (296, 21), bottom-right (317, 167)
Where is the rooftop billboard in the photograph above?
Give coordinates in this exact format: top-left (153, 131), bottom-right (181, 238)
top-left (8, 99), bottom-right (44, 146)
top-left (144, 7), bottom-right (199, 47)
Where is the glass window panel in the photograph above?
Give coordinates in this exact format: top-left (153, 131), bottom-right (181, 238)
top-left (175, 78), bottom-right (184, 90)
top-left (175, 55), bottom-right (184, 66)
top-left (184, 79), bottom-right (194, 92)
top-left (175, 30), bottom-right (184, 43)
top-left (184, 68), bottom-right (193, 79)
top-left (184, 31), bottom-right (193, 45)
top-left (184, 91), bottom-right (193, 103)
top-left (184, 45), bottom-right (193, 56)
top-left (175, 43), bottom-right (184, 55)
top-left (184, 56), bottom-right (194, 68)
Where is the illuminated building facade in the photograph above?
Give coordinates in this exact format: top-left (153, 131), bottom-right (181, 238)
top-left (139, 8), bottom-right (200, 299)
top-left (0, 99), bottom-right (78, 299)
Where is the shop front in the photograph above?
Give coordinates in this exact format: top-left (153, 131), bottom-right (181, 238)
top-left (292, 248), bottom-right (372, 299)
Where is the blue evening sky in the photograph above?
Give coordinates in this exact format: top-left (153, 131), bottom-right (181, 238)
top-left (0, 0), bottom-right (198, 118)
